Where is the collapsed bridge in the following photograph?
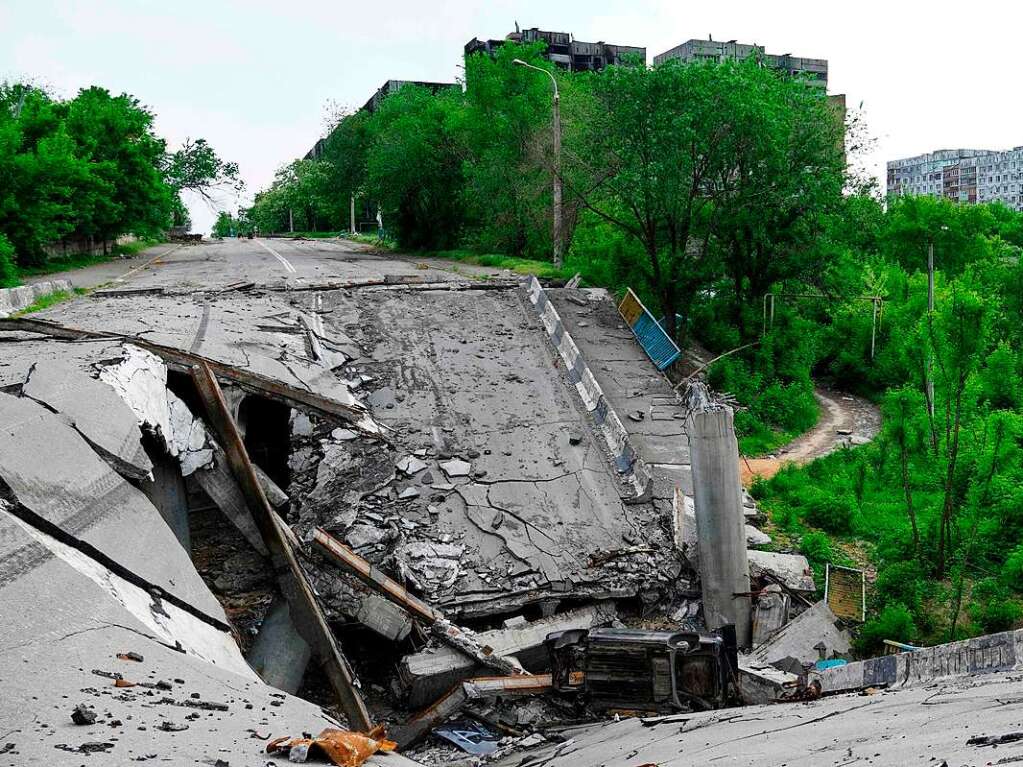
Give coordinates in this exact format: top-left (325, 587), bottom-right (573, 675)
top-left (0, 238), bottom-right (853, 765)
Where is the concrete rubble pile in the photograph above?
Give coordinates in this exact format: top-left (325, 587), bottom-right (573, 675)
top-left (0, 259), bottom-right (872, 767)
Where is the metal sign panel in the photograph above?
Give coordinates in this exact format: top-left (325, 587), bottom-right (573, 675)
top-left (825, 563), bottom-right (866, 622)
top-left (617, 288), bottom-right (682, 371)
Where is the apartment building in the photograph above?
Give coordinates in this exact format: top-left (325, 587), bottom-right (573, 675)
top-left (465, 25), bottom-right (646, 71)
top-left (654, 37), bottom-right (828, 88)
top-left (887, 148), bottom-right (1023, 210)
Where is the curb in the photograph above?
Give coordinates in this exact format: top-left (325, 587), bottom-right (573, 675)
top-left (524, 276), bottom-right (652, 500)
top-left (0, 279), bottom-right (73, 318)
top-left (817, 627), bottom-right (1023, 693)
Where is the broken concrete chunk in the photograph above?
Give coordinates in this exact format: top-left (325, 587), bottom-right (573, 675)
top-left (290, 411), bottom-right (314, 437)
top-left (747, 550), bottom-right (816, 593)
top-left (751, 584), bottom-right (790, 646)
top-left (748, 600), bottom-right (851, 670)
top-left (746, 525), bottom-right (772, 547)
top-left (71, 703), bottom-right (96, 726)
top-left (394, 540), bottom-right (464, 594)
top-left (396, 455), bottom-right (428, 475)
top-left (439, 459), bottom-right (471, 478)
top-left (346, 524), bottom-right (389, 551)
top-left (22, 358), bottom-right (153, 480)
top-left (167, 391), bottom-right (214, 476)
top-left (330, 427), bottom-right (358, 441)
top-left (398, 486), bottom-right (421, 500)
top-left (98, 344), bottom-right (172, 443)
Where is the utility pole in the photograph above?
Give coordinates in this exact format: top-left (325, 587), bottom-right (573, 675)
top-left (513, 59), bottom-right (562, 268)
top-left (288, 208), bottom-right (294, 234)
top-left (350, 194), bottom-right (356, 235)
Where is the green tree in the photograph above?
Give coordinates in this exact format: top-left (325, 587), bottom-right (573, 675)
top-left (364, 85), bottom-right (465, 249)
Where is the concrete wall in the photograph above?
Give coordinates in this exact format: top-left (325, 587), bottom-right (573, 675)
top-left (818, 627), bottom-right (1023, 693)
top-left (524, 276), bottom-right (652, 499)
top-left (0, 279), bottom-right (73, 318)
top-left (41, 234), bottom-right (136, 260)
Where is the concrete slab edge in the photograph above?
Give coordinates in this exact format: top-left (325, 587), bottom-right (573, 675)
top-left (817, 627), bottom-right (1023, 693)
top-left (0, 279), bottom-right (73, 318)
top-left (524, 276), bottom-right (652, 499)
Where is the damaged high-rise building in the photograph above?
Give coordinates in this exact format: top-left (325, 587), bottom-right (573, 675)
top-left (465, 24), bottom-right (646, 71)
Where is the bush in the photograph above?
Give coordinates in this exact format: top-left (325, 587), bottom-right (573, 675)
top-left (969, 578), bottom-right (1022, 634)
top-left (855, 604), bottom-right (916, 657)
top-left (803, 489), bottom-right (856, 535)
top-left (1002, 545), bottom-right (1023, 593)
top-left (0, 234), bottom-right (17, 288)
top-left (873, 560), bottom-right (926, 612)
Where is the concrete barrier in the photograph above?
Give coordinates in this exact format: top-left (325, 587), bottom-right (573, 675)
top-left (524, 276), bottom-right (651, 499)
top-left (817, 627), bottom-right (1023, 693)
top-left (0, 279), bottom-right (73, 318)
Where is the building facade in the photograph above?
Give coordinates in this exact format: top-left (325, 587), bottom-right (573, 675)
top-left (465, 26), bottom-right (645, 71)
top-left (887, 148), bottom-right (1023, 210)
top-left (654, 38), bottom-right (828, 88)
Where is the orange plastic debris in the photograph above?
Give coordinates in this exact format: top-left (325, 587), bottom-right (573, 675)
top-left (114, 679), bottom-right (136, 688)
top-left (266, 726), bottom-right (396, 766)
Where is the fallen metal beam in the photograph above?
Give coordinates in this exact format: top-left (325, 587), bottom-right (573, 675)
top-left (391, 674), bottom-right (558, 750)
top-left (191, 362), bottom-right (372, 731)
top-left (314, 527), bottom-right (444, 624)
top-left (0, 317), bottom-right (384, 437)
top-left (314, 528), bottom-right (524, 677)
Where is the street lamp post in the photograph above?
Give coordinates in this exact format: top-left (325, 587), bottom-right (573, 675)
top-left (513, 59), bottom-right (562, 268)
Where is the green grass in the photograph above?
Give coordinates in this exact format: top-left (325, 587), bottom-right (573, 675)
top-left (12, 287), bottom-right (87, 316)
top-left (738, 425), bottom-right (802, 457)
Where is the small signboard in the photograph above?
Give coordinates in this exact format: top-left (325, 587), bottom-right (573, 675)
top-left (825, 563), bottom-right (866, 622)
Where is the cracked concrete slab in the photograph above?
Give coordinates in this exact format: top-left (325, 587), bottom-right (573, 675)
top-left (21, 358), bottom-right (153, 480)
top-left (0, 502), bottom-right (418, 766)
top-left (287, 286), bottom-right (681, 617)
top-left (0, 392), bottom-right (226, 622)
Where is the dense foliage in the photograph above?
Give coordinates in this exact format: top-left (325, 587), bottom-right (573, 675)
top-left (752, 195), bottom-right (1023, 651)
top-left (0, 82), bottom-right (237, 282)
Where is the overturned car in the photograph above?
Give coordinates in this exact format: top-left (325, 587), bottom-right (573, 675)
top-left (546, 627), bottom-right (739, 712)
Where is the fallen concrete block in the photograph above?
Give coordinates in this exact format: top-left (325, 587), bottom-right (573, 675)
top-left (747, 550), bottom-right (816, 593)
top-left (738, 661), bottom-right (799, 705)
top-left (748, 600), bottom-right (851, 670)
top-left (21, 358), bottom-right (153, 480)
top-left (356, 592), bottom-right (414, 642)
top-left (399, 604), bottom-right (617, 707)
top-left (751, 584), bottom-right (790, 646)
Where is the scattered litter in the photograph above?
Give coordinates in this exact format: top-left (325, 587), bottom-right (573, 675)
top-left (117, 651), bottom-right (144, 662)
top-left (433, 719), bottom-right (501, 755)
top-left (157, 721), bottom-right (189, 732)
top-left (967, 731), bottom-right (1023, 747)
top-left (266, 726), bottom-right (396, 766)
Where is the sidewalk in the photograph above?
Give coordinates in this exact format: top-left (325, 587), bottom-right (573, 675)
top-left (21, 242), bottom-right (181, 291)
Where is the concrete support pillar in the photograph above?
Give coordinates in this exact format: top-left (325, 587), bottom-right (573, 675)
top-left (246, 594), bottom-right (312, 694)
top-left (688, 406), bottom-right (751, 647)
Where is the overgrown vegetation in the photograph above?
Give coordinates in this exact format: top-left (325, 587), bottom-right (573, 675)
top-left (0, 82), bottom-right (236, 281)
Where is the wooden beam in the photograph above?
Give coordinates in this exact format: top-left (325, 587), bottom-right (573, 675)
top-left (190, 361), bottom-right (372, 731)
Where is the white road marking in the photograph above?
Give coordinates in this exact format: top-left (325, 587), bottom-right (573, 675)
top-left (255, 239), bottom-right (297, 274)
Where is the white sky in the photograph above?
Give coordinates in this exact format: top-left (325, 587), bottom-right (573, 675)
top-left (2, 0), bottom-right (1019, 234)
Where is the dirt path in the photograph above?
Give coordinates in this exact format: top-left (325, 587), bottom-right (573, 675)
top-left (740, 387), bottom-right (881, 485)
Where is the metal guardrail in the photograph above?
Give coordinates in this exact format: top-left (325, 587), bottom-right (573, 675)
top-left (617, 288), bottom-right (682, 371)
